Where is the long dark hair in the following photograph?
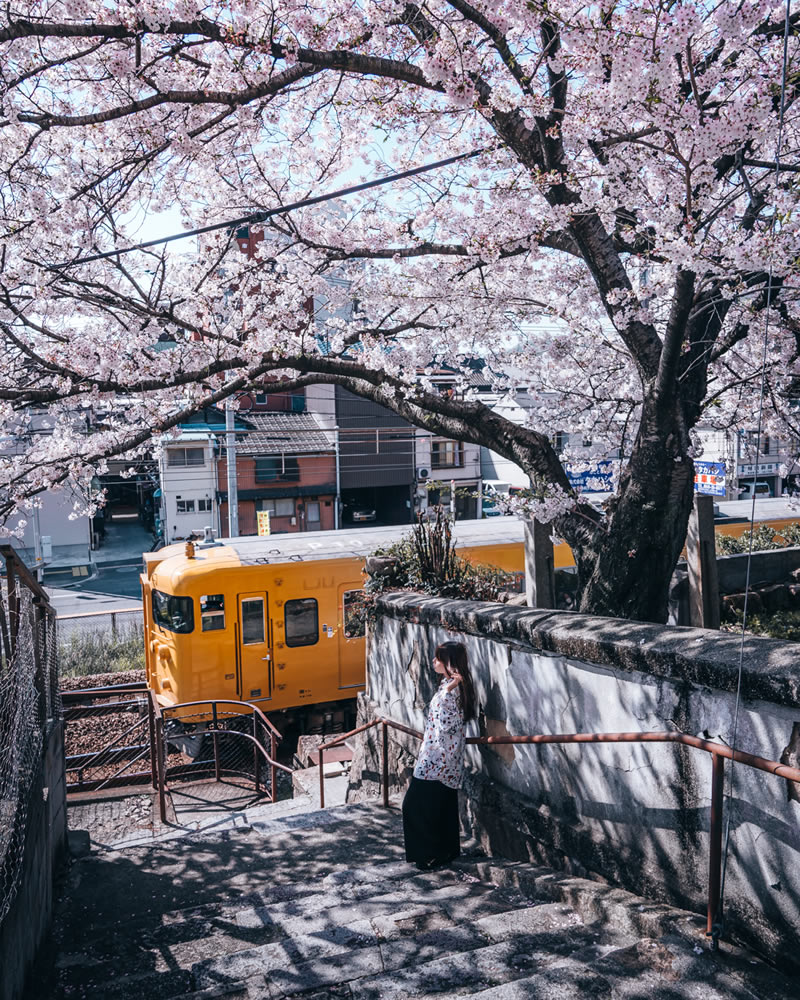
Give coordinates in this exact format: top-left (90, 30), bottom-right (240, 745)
top-left (435, 640), bottom-right (477, 723)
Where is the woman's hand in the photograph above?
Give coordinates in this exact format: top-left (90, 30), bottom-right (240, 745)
top-left (445, 672), bottom-right (462, 692)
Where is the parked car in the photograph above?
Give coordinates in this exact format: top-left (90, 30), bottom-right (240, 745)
top-left (738, 481), bottom-right (772, 500)
top-left (344, 504), bottom-right (377, 524)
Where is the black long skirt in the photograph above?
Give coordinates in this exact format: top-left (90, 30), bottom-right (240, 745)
top-left (402, 775), bottom-right (460, 867)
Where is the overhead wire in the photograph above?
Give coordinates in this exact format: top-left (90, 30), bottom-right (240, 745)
top-left (49, 146), bottom-right (498, 269)
top-left (713, 0), bottom-right (793, 951)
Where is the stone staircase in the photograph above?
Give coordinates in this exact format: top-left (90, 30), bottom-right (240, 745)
top-left (32, 802), bottom-right (797, 999)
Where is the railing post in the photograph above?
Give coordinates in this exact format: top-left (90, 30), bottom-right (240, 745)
top-left (156, 715), bottom-right (167, 824)
top-left (253, 713), bottom-right (260, 795)
top-left (319, 746), bottom-right (325, 809)
top-left (270, 731), bottom-right (278, 804)
top-left (708, 752), bottom-right (725, 943)
top-left (382, 721), bottom-right (389, 808)
top-left (147, 694), bottom-right (157, 789)
top-left (212, 703), bottom-right (220, 782)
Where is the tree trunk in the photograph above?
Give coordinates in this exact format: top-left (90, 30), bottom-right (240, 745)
top-left (560, 398), bottom-right (696, 623)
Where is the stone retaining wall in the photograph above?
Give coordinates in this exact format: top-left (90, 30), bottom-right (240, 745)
top-left (348, 593), bottom-right (800, 970)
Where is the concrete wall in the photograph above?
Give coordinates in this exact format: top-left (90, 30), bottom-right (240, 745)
top-left (0, 721), bottom-right (67, 1000)
top-left (669, 546), bottom-right (800, 624)
top-left (352, 594), bottom-right (800, 970)
top-left (715, 546), bottom-right (800, 594)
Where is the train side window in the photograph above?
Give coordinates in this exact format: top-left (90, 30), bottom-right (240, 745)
top-left (201, 594), bottom-right (225, 632)
top-left (343, 590), bottom-right (367, 638)
top-left (152, 590), bottom-right (194, 633)
top-left (285, 598), bottom-right (318, 647)
top-left (241, 598), bottom-right (265, 644)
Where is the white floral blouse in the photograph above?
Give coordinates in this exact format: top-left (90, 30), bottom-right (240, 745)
top-left (413, 680), bottom-right (465, 789)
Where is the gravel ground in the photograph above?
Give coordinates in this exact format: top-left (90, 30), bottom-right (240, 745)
top-left (60, 668), bottom-right (145, 691)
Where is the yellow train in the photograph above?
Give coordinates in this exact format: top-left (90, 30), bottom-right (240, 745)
top-left (141, 503), bottom-right (798, 726)
top-left (140, 518), bottom-right (538, 727)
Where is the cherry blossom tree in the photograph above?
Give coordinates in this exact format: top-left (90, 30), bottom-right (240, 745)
top-left (0, 1), bottom-right (798, 622)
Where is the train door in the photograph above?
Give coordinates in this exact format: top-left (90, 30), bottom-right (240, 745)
top-left (337, 584), bottom-right (367, 689)
top-left (236, 592), bottom-right (272, 702)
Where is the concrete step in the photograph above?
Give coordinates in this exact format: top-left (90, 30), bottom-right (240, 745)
top-left (41, 801), bottom-right (799, 1000)
top-left (55, 864), bottom-right (531, 993)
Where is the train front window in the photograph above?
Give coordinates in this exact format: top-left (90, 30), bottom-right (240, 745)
top-left (285, 598), bottom-right (318, 647)
top-left (201, 594), bottom-right (225, 632)
top-left (152, 590), bottom-right (194, 634)
top-left (241, 598), bottom-right (265, 644)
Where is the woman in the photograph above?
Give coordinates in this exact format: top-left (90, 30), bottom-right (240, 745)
top-left (402, 640), bottom-right (477, 870)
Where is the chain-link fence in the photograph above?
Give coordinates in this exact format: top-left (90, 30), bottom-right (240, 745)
top-left (57, 608), bottom-right (144, 678)
top-left (0, 555), bottom-right (59, 924)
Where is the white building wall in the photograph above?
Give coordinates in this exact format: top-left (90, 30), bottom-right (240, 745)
top-left (159, 435), bottom-right (218, 544)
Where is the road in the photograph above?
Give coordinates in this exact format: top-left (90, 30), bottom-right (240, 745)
top-left (47, 570), bottom-right (143, 617)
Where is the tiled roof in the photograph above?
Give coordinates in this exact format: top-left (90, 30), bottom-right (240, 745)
top-left (232, 412), bottom-right (334, 456)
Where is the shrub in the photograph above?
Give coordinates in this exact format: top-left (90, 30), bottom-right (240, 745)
top-left (721, 609), bottom-right (800, 643)
top-left (366, 507), bottom-right (512, 602)
top-left (58, 621), bottom-right (146, 677)
top-left (715, 524), bottom-right (793, 555)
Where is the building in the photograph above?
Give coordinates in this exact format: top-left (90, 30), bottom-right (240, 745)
top-left (2, 410), bottom-right (95, 579)
top-left (157, 428), bottom-right (219, 545)
top-left (334, 387), bottom-right (417, 526)
top-left (217, 407), bottom-right (337, 535)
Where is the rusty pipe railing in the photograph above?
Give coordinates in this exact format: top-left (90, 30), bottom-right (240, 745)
top-left (160, 698), bottom-right (283, 741)
top-left (155, 699), bottom-right (291, 823)
top-left (317, 717), bottom-right (800, 943)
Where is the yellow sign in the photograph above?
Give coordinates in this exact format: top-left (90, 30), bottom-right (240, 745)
top-left (256, 511), bottom-right (271, 536)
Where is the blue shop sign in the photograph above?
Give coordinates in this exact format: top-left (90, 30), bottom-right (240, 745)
top-left (694, 461), bottom-right (726, 496)
top-left (566, 461), bottom-right (614, 492)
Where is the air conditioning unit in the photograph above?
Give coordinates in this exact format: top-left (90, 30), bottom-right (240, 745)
top-left (416, 466), bottom-right (431, 481)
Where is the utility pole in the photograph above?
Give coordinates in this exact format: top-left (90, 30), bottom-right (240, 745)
top-left (32, 504), bottom-right (43, 581)
top-left (225, 399), bottom-right (239, 538)
top-left (334, 424), bottom-right (341, 530)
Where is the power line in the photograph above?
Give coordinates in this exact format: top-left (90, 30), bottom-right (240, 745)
top-left (50, 146), bottom-right (496, 269)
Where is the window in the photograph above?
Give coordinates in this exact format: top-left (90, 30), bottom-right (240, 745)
top-left (254, 456), bottom-right (301, 482)
top-left (306, 501), bottom-right (320, 522)
top-left (152, 590), bottom-right (193, 633)
top-left (241, 598), bottom-right (265, 644)
top-left (255, 456), bottom-right (281, 482)
top-left (176, 499), bottom-right (195, 514)
top-left (201, 594), bottom-right (225, 631)
top-left (343, 590), bottom-right (367, 638)
top-left (285, 598), bottom-right (318, 647)
top-left (553, 431), bottom-right (568, 454)
top-left (198, 498), bottom-right (212, 513)
top-left (431, 439), bottom-right (464, 468)
top-left (257, 498), bottom-right (295, 517)
top-left (255, 392), bottom-right (267, 404)
top-left (168, 447), bottom-right (205, 467)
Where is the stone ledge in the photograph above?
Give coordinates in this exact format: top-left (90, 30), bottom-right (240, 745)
top-left (374, 593), bottom-right (800, 708)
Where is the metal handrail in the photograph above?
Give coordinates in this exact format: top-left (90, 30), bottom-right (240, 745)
top-left (62, 682), bottom-right (149, 703)
top-left (317, 716), bottom-right (800, 945)
top-left (161, 698), bottom-right (283, 741)
top-left (57, 608), bottom-right (142, 621)
top-left (154, 698), bottom-right (288, 822)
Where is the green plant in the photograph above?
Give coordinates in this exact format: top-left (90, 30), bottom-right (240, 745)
top-left (721, 608), bottom-right (800, 643)
top-left (366, 507), bottom-right (512, 602)
top-left (715, 524), bottom-right (791, 555)
top-left (58, 622), bottom-right (146, 677)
